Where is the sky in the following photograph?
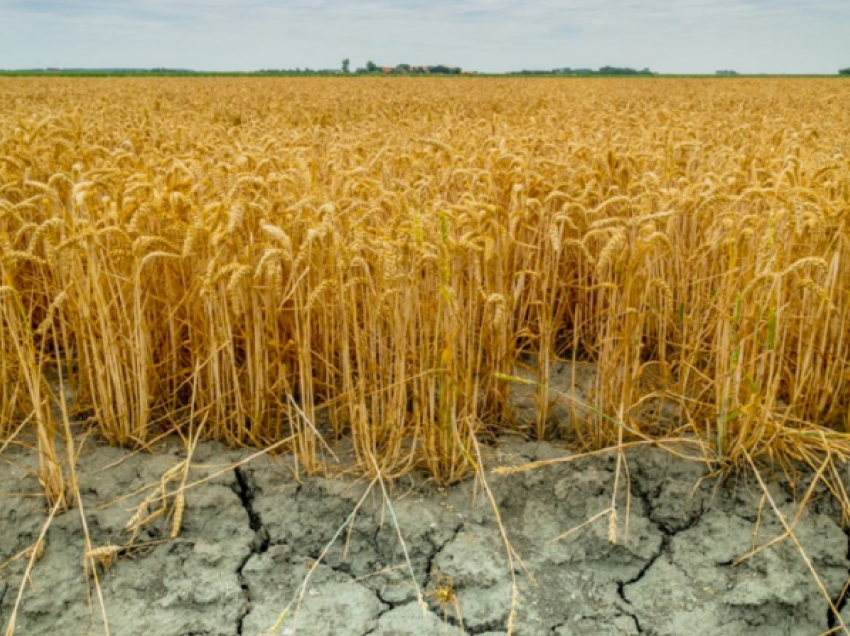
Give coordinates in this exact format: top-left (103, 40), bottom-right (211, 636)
top-left (0, 0), bottom-right (848, 74)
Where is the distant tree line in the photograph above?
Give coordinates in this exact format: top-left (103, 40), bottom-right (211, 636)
top-left (0, 67), bottom-right (350, 76)
top-left (510, 66), bottom-right (654, 76)
top-left (254, 68), bottom-right (341, 75)
top-left (8, 67), bottom-right (197, 74)
top-left (597, 66), bottom-right (654, 75)
top-left (841, 68), bottom-right (850, 76)
top-left (356, 61), bottom-right (463, 74)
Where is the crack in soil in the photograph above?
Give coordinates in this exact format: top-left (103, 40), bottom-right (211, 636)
top-left (421, 521), bottom-right (510, 636)
top-left (615, 536), bottom-right (669, 634)
top-left (361, 600), bottom-right (417, 635)
top-left (462, 616), bottom-right (506, 635)
top-left (615, 474), bottom-right (701, 635)
top-left (419, 604), bottom-right (496, 636)
top-left (373, 587), bottom-right (400, 611)
top-left (233, 467), bottom-right (270, 636)
top-left (423, 521), bottom-right (465, 590)
top-left (828, 522), bottom-right (850, 630)
top-left (618, 613), bottom-right (641, 635)
top-left (233, 467), bottom-right (270, 553)
top-left (300, 503), bottom-right (467, 634)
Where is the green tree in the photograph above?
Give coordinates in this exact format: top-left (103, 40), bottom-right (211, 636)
top-left (366, 60), bottom-right (378, 73)
top-left (840, 68), bottom-right (850, 76)
top-left (342, 58), bottom-right (350, 74)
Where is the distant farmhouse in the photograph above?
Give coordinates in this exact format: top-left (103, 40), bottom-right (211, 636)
top-left (716, 70), bottom-right (739, 76)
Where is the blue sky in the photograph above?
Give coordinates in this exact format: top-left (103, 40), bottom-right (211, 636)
top-left (1, 0), bottom-right (847, 73)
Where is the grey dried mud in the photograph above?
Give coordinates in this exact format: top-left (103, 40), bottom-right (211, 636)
top-left (2, 439), bottom-right (849, 636)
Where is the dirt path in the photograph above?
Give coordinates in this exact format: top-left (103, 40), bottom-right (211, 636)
top-left (1, 438), bottom-right (848, 636)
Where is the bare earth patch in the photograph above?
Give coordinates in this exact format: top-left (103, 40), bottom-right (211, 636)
top-left (2, 437), bottom-right (848, 636)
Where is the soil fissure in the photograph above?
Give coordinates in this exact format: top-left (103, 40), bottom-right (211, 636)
top-left (828, 523), bottom-right (850, 630)
top-left (233, 467), bottom-right (270, 636)
top-left (423, 522), bottom-right (465, 589)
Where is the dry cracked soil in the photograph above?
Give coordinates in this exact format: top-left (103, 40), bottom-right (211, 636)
top-left (2, 437), bottom-right (850, 636)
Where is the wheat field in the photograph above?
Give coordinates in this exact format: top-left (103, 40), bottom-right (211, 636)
top-left (1, 77), bottom-right (849, 506)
